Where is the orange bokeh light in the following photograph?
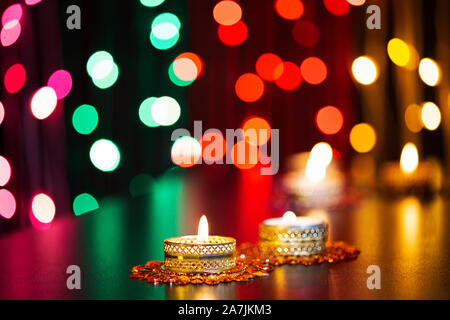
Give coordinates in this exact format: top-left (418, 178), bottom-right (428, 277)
top-left (242, 117), bottom-right (271, 146)
top-left (217, 21), bottom-right (247, 46)
top-left (231, 141), bottom-right (259, 170)
top-left (235, 73), bottom-right (265, 102)
top-left (274, 62), bottom-right (302, 91)
top-left (213, 1), bottom-right (242, 26)
top-left (274, 0), bottom-right (304, 20)
top-left (255, 53), bottom-right (284, 81)
top-left (316, 106), bottom-right (344, 135)
top-left (300, 57), bottom-right (327, 85)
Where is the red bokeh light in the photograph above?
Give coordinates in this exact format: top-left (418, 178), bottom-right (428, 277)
top-left (217, 21), bottom-right (247, 46)
top-left (274, 0), bottom-right (304, 20)
top-left (323, 0), bottom-right (350, 15)
top-left (255, 53), bottom-right (284, 81)
top-left (292, 21), bottom-right (320, 47)
top-left (274, 62), bottom-right (302, 91)
top-left (4, 63), bottom-right (26, 93)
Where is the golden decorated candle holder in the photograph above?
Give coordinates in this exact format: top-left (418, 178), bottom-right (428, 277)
top-left (259, 212), bottom-right (328, 257)
top-left (164, 235), bottom-right (236, 274)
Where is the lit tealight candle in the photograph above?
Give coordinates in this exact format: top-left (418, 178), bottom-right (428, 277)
top-left (164, 215), bottom-right (236, 274)
top-left (283, 146), bottom-right (345, 208)
top-left (259, 211), bottom-right (328, 256)
top-left (380, 143), bottom-right (442, 194)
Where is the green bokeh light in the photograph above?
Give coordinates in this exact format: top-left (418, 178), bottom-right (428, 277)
top-left (92, 62), bottom-right (119, 89)
top-left (140, 0), bottom-right (165, 7)
top-left (150, 30), bottom-right (179, 50)
top-left (73, 193), bottom-right (99, 216)
top-left (151, 13), bottom-right (181, 31)
top-left (129, 173), bottom-right (154, 197)
top-left (86, 51), bottom-right (113, 78)
top-left (72, 104), bottom-right (99, 135)
top-left (139, 97), bottom-right (159, 127)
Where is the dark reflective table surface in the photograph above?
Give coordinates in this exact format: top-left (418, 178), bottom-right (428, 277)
top-left (1, 169), bottom-right (449, 299)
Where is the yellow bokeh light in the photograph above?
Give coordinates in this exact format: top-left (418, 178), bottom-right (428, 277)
top-left (421, 102), bottom-right (441, 131)
top-left (418, 58), bottom-right (440, 86)
top-left (349, 123), bottom-right (376, 153)
top-left (400, 143), bottom-right (419, 174)
top-left (387, 38), bottom-right (410, 67)
top-left (405, 104), bottom-right (423, 133)
top-left (351, 56), bottom-right (378, 85)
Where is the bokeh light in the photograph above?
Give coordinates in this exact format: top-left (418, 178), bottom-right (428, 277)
top-left (387, 38), bottom-right (410, 67)
top-left (231, 141), bottom-right (259, 170)
top-left (421, 102), bottom-right (441, 131)
top-left (352, 56), bottom-right (378, 85)
top-left (316, 106), bottom-right (344, 135)
top-left (235, 73), bottom-right (265, 102)
top-left (73, 193), bottom-right (99, 216)
top-left (4, 63), bottom-right (26, 93)
top-left (0, 156), bottom-right (12, 187)
top-left (255, 53), bottom-right (283, 81)
top-left (47, 69), bottom-right (72, 99)
top-left (129, 173), bottom-right (154, 197)
top-left (347, 0), bottom-right (366, 5)
top-left (201, 131), bottom-right (227, 163)
top-left (92, 62), bottom-right (119, 89)
top-left (2, 4), bottom-right (23, 26)
top-left (274, 0), bottom-right (304, 20)
top-left (150, 13), bottom-right (181, 50)
top-left (140, 0), bottom-right (165, 7)
top-left (30, 87), bottom-right (58, 120)
top-left (169, 52), bottom-right (203, 86)
top-left (72, 104), bottom-right (99, 134)
top-left (217, 20), bottom-right (247, 46)
top-left (292, 21), bottom-right (320, 47)
top-left (400, 143), bottom-right (419, 174)
top-left (310, 142), bottom-right (333, 167)
top-left (275, 61), bottom-right (302, 91)
top-left (1, 19), bottom-right (21, 47)
top-left (90, 139), bottom-right (121, 172)
top-left (213, 1), bottom-right (242, 26)
top-left (0, 102), bottom-right (4, 125)
top-left (405, 104), bottom-right (423, 133)
top-left (139, 97), bottom-right (159, 127)
top-left (173, 58), bottom-right (197, 81)
top-left (418, 58), bottom-right (440, 86)
top-left (349, 123), bottom-right (376, 153)
top-left (25, 0), bottom-right (42, 5)
top-left (87, 51), bottom-right (114, 79)
top-left (242, 117), bottom-right (271, 146)
top-left (31, 193), bottom-right (56, 224)
top-left (323, 0), bottom-right (349, 15)
top-left (171, 136), bottom-right (202, 168)
top-left (151, 96), bottom-right (181, 126)
top-left (300, 57), bottom-right (327, 85)
top-left (0, 189), bottom-right (16, 219)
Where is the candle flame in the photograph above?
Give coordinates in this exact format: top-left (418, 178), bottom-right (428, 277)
top-left (305, 157), bottom-right (326, 182)
top-left (400, 143), bottom-right (419, 174)
top-left (282, 211), bottom-right (297, 225)
top-left (305, 143), bottom-right (332, 183)
top-left (197, 215), bottom-right (209, 241)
